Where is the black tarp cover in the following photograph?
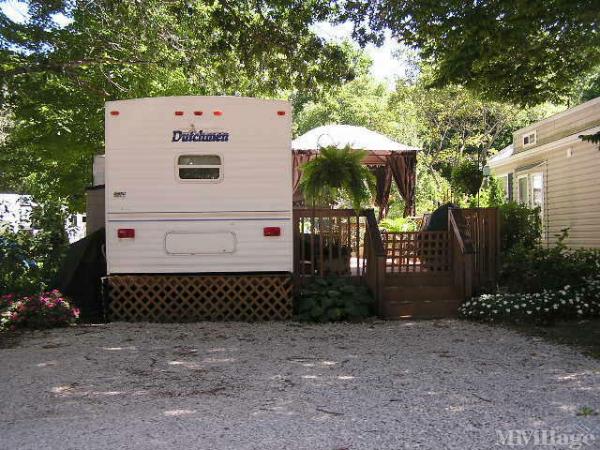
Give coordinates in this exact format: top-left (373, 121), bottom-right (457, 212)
top-left (424, 203), bottom-right (459, 232)
top-left (57, 228), bottom-right (106, 320)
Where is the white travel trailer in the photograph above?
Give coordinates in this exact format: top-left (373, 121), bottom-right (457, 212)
top-left (104, 96), bottom-right (293, 276)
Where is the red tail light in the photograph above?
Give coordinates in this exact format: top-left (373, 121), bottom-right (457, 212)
top-left (174, 111), bottom-right (184, 116)
top-left (213, 110), bottom-right (223, 116)
top-left (118, 228), bottom-right (135, 239)
top-left (110, 111), bottom-right (119, 116)
top-left (193, 111), bottom-right (203, 116)
top-left (263, 227), bottom-right (281, 237)
top-left (277, 110), bottom-right (286, 116)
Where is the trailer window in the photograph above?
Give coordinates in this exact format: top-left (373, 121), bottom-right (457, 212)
top-left (177, 155), bottom-right (222, 180)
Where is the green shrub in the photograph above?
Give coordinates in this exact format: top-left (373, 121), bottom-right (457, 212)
top-left (459, 275), bottom-right (600, 325)
top-left (500, 230), bottom-right (600, 293)
top-left (295, 277), bottom-right (375, 322)
top-left (1, 290), bottom-right (79, 331)
top-left (379, 216), bottom-right (419, 232)
top-left (0, 200), bottom-right (69, 296)
top-left (499, 201), bottom-right (541, 251)
top-left (451, 159), bottom-right (483, 197)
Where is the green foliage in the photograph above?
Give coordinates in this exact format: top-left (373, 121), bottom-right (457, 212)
top-left (570, 66), bottom-right (600, 104)
top-left (1, 0), bottom-right (360, 210)
top-left (343, 1), bottom-right (600, 105)
top-left (500, 229), bottom-right (600, 294)
top-left (1, 290), bottom-right (79, 331)
top-left (295, 277), bottom-right (374, 322)
top-left (379, 217), bottom-right (419, 232)
top-left (479, 176), bottom-right (505, 208)
top-left (0, 199), bottom-right (69, 296)
top-left (299, 145), bottom-right (374, 211)
top-left (499, 202), bottom-right (542, 252)
top-left (294, 76), bottom-right (417, 144)
top-left (294, 74), bottom-right (545, 216)
top-left (579, 131), bottom-right (600, 149)
top-left (459, 275), bottom-right (600, 325)
top-left (450, 159), bottom-right (483, 197)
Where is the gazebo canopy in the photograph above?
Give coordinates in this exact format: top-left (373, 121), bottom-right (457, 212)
top-left (292, 124), bottom-right (419, 154)
top-left (291, 125), bottom-right (419, 217)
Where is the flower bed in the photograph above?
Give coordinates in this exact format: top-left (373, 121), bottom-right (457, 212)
top-left (0, 290), bottom-right (79, 331)
top-left (459, 276), bottom-right (600, 324)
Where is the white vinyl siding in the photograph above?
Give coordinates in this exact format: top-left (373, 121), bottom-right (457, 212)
top-left (491, 134), bottom-right (600, 248)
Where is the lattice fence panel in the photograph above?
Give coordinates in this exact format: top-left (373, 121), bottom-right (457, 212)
top-left (105, 274), bottom-right (293, 322)
top-left (382, 231), bottom-right (450, 273)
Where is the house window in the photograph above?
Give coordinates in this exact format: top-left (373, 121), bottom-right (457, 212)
top-left (523, 131), bottom-right (537, 147)
top-left (530, 172), bottom-right (544, 210)
top-left (518, 175), bottom-right (529, 205)
top-left (498, 175), bottom-right (509, 200)
top-left (177, 155), bottom-right (222, 181)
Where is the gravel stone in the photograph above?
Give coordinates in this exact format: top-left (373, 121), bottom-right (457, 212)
top-left (1, 320), bottom-right (599, 449)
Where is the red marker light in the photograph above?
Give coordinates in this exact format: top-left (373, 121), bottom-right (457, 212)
top-left (174, 111), bottom-right (184, 116)
top-left (263, 227), bottom-right (281, 237)
top-left (277, 110), bottom-right (286, 116)
top-left (117, 228), bottom-right (135, 239)
top-left (193, 111), bottom-right (203, 116)
top-left (213, 110), bottom-right (223, 116)
top-left (110, 111), bottom-right (119, 116)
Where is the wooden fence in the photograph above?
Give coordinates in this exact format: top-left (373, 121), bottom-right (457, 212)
top-left (459, 208), bottom-right (500, 292)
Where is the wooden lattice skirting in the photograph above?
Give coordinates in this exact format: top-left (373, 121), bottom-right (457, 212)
top-left (104, 273), bottom-right (293, 322)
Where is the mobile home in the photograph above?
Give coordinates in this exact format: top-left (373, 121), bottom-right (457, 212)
top-left (103, 96), bottom-right (294, 320)
top-left (488, 96), bottom-right (600, 248)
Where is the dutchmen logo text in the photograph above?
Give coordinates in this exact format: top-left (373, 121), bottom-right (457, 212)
top-left (172, 130), bottom-right (229, 142)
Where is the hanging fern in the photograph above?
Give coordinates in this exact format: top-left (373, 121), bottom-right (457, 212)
top-left (299, 145), bottom-right (374, 211)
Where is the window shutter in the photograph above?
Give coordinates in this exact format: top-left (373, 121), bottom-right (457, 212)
top-left (507, 173), bottom-right (514, 201)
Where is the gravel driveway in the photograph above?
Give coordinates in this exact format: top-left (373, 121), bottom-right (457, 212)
top-left (1, 320), bottom-right (599, 449)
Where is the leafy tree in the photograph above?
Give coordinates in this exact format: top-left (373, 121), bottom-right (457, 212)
top-left (392, 79), bottom-right (560, 199)
top-left (341, 0), bottom-right (600, 105)
top-left (0, 0), bottom-right (360, 210)
top-left (570, 66), bottom-right (600, 105)
top-left (299, 146), bottom-right (374, 211)
top-left (294, 76), bottom-right (417, 144)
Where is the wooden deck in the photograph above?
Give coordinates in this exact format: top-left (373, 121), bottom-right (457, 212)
top-left (293, 207), bottom-right (500, 318)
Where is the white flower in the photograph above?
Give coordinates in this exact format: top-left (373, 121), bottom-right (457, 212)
top-left (526, 311), bottom-right (532, 314)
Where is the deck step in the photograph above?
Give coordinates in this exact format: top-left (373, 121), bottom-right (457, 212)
top-left (381, 284), bottom-right (463, 319)
top-left (381, 299), bottom-right (462, 319)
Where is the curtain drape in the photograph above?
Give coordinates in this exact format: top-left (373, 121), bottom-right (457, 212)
top-left (370, 165), bottom-right (393, 221)
top-left (387, 151), bottom-right (417, 217)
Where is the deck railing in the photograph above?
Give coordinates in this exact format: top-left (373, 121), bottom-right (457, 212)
top-left (293, 207), bottom-right (499, 305)
top-left (382, 231), bottom-right (451, 274)
top-left (293, 208), bottom-right (367, 279)
top-left (460, 208), bottom-right (501, 292)
top-left (448, 208), bottom-right (475, 299)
